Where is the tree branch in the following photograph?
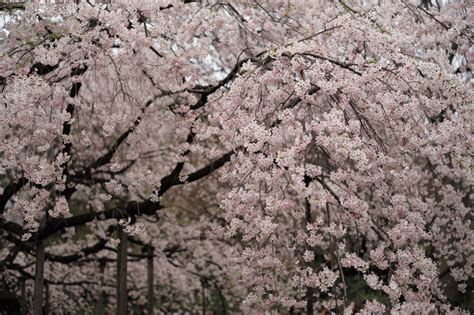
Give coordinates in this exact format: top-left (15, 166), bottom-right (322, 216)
top-left (37, 150), bottom-right (234, 240)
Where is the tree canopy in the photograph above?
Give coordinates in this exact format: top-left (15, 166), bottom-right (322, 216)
top-left (0, 0), bottom-right (472, 313)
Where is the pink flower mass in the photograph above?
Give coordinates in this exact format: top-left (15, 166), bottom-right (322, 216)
top-left (0, 0), bottom-right (472, 314)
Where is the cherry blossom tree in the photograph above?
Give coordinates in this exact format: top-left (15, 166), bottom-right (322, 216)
top-left (0, 0), bottom-right (472, 314)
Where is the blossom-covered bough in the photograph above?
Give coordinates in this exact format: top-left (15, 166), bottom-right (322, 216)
top-left (0, 0), bottom-right (472, 313)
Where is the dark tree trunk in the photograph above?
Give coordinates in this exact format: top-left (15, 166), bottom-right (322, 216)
top-left (147, 245), bottom-right (154, 315)
top-left (21, 278), bottom-right (26, 315)
top-left (44, 283), bottom-right (49, 315)
top-left (306, 287), bottom-right (314, 315)
top-left (96, 260), bottom-right (106, 315)
top-left (96, 292), bottom-right (105, 315)
top-left (116, 227), bottom-right (128, 315)
top-left (33, 239), bottom-right (45, 315)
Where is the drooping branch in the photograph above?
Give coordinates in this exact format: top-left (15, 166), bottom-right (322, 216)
top-left (1, 144), bottom-right (234, 241)
top-left (0, 177), bottom-right (28, 214)
top-left (2, 232), bottom-right (108, 264)
top-left (0, 220), bottom-right (25, 236)
top-left (299, 52), bottom-right (362, 76)
top-left (185, 150), bottom-right (234, 183)
top-left (37, 200), bottom-right (160, 240)
top-left (36, 150), bottom-right (235, 240)
top-left (88, 99), bottom-right (155, 171)
top-left (0, 2), bottom-right (25, 11)
top-left (0, 245), bottom-right (20, 270)
top-left (8, 265), bottom-right (97, 286)
top-left (188, 56), bottom-right (253, 110)
top-left (156, 131), bottom-right (195, 195)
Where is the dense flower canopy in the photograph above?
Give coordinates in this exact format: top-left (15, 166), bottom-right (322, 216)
top-left (0, 0), bottom-right (472, 313)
